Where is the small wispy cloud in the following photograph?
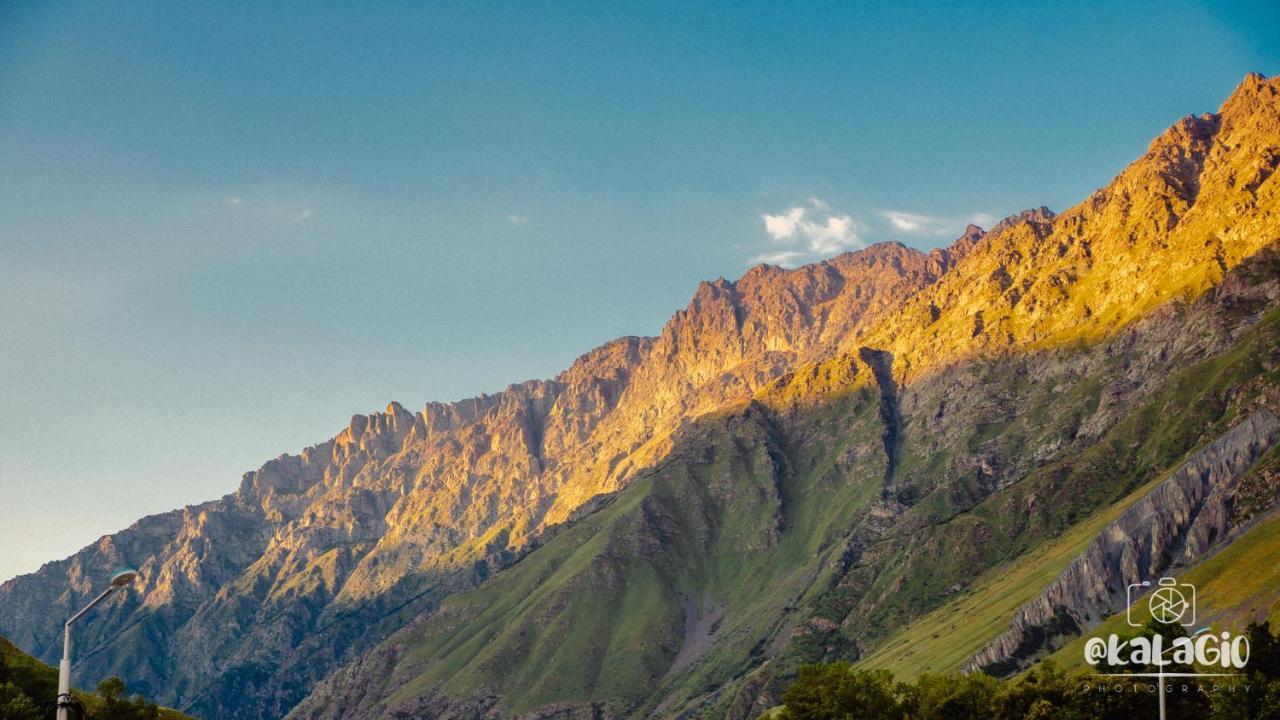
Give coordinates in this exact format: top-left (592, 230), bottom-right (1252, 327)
top-left (751, 197), bottom-right (864, 267)
top-left (748, 250), bottom-right (811, 267)
top-left (881, 210), bottom-right (996, 237)
top-left (215, 192), bottom-right (314, 226)
top-left (507, 214), bottom-right (530, 225)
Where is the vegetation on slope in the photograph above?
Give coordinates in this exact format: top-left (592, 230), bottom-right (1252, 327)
top-left (857, 301), bottom-right (1280, 678)
top-left (1046, 510), bottom-right (1280, 673)
top-left (0, 635), bottom-right (193, 720)
top-left (772, 619), bottom-right (1280, 719)
top-left (292, 234), bottom-right (1280, 719)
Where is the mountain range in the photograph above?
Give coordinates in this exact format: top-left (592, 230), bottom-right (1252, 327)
top-left (1, 73), bottom-right (1278, 720)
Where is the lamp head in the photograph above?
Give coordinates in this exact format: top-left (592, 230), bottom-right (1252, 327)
top-left (109, 569), bottom-right (138, 588)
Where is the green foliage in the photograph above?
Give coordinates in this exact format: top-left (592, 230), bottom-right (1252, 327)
top-left (0, 681), bottom-right (41, 720)
top-left (0, 636), bottom-right (184, 720)
top-left (0, 639), bottom-right (55, 708)
top-left (94, 677), bottom-right (160, 720)
top-left (1208, 624), bottom-right (1280, 720)
top-left (780, 664), bottom-right (907, 719)
top-left (0, 649), bottom-right (46, 720)
top-left (910, 671), bottom-right (1000, 719)
top-left (778, 623), bottom-right (1280, 719)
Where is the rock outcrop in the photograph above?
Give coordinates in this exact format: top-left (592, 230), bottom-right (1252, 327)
top-left (288, 74), bottom-right (1280, 719)
top-left (965, 409), bottom-right (1280, 675)
top-left (0, 241), bottom-right (948, 719)
top-left (1, 73), bottom-right (1277, 720)
top-left (858, 73), bottom-right (1280, 380)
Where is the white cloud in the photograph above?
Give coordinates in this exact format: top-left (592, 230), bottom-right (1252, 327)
top-left (747, 250), bottom-right (810, 266)
top-left (753, 199), bottom-right (864, 268)
top-left (883, 210), bottom-right (935, 233)
top-left (881, 210), bottom-right (996, 237)
top-left (507, 214), bottom-right (530, 225)
top-left (763, 207), bottom-right (804, 240)
top-left (749, 200), bottom-right (1000, 268)
top-left (804, 214), bottom-right (858, 254)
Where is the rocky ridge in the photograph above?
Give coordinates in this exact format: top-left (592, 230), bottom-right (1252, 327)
top-left (0, 73), bottom-right (1277, 720)
top-left (0, 240), bottom-right (953, 718)
top-left (859, 72), bottom-right (1280, 381)
top-left (288, 251), bottom-right (1280, 720)
top-left (287, 76), bottom-right (1280, 719)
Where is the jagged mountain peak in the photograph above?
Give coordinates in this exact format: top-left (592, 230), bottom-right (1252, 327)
top-left (1222, 70), bottom-right (1278, 114)
top-left (3, 74), bottom-right (1278, 720)
top-left (988, 206), bottom-right (1055, 235)
top-left (850, 74), bottom-right (1280, 379)
top-left (0, 208), bottom-right (949, 718)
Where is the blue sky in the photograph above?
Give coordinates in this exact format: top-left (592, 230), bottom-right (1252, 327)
top-left (1, 1), bottom-right (1277, 581)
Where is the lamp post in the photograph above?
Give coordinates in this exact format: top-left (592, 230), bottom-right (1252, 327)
top-left (1155, 626), bottom-right (1209, 720)
top-left (56, 569), bottom-right (138, 720)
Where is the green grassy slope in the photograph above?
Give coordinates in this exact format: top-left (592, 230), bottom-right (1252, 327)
top-left (371, 386), bottom-right (894, 717)
top-left (0, 634), bottom-right (195, 720)
top-left (857, 471), bottom-right (1168, 678)
top-left (1047, 508), bottom-right (1280, 673)
top-left (858, 309), bottom-right (1280, 679)
top-left (298, 257), bottom-right (1280, 719)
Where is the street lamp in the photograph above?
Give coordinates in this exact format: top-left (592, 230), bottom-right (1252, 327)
top-left (56, 568), bottom-right (138, 720)
top-left (1155, 626), bottom-right (1209, 720)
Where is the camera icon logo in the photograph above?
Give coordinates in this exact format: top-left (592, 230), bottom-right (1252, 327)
top-left (1126, 577), bottom-right (1196, 627)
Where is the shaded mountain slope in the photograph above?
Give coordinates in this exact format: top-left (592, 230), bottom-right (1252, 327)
top-left (860, 409), bottom-right (1280, 681)
top-left (290, 239), bottom-right (1280, 719)
top-left (966, 407), bottom-right (1279, 675)
top-left (0, 219), bottom-right (952, 720)
top-left (1, 74), bottom-right (1277, 720)
top-left (288, 75), bottom-right (1280, 718)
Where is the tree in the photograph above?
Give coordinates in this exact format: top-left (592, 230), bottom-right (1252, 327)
top-left (780, 663), bottom-right (905, 720)
top-left (0, 681), bottom-right (40, 720)
top-left (776, 626), bottom-right (1280, 720)
top-left (1209, 620), bottom-right (1280, 720)
top-left (1247, 621), bottom-right (1280, 680)
top-left (911, 671), bottom-right (999, 720)
top-left (96, 677), bottom-right (160, 720)
top-left (992, 660), bottom-right (1070, 720)
top-left (97, 677), bottom-right (126, 704)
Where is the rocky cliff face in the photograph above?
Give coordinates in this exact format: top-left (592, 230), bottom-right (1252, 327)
top-left (286, 76), bottom-right (1280, 719)
top-left (288, 253), bottom-right (1280, 720)
top-left (860, 72), bottom-right (1280, 380)
top-left (2, 73), bottom-right (1278, 720)
top-left (965, 409), bottom-right (1280, 675)
top-left (0, 236), bottom-right (947, 719)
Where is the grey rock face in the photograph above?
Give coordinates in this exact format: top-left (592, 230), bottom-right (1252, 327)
top-left (965, 409), bottom-right (1280, 674)
top-left (0, 243), bottom-right (941, 720)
